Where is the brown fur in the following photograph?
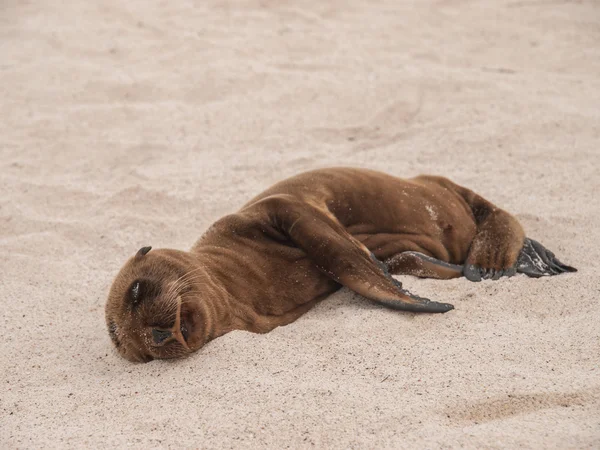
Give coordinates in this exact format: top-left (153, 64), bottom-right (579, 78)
top-left (105, 168), bottom-right (525, 362)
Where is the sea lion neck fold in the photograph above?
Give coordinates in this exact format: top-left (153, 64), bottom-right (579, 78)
top-left (106, 167), bottom-right (576, 362)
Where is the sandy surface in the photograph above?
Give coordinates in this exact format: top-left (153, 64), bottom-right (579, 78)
top-left (1, 0), bottom-right (599, 448)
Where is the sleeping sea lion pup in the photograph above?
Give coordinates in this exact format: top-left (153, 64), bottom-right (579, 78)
top-left (105, 168), bottom-right (576, 362)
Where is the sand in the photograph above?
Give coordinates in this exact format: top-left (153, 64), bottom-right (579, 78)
top-left (1, 0), bottom-right (599, 448)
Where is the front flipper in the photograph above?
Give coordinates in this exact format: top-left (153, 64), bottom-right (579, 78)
top-left (516, 238), bottom-right (577, 278)
top-left (464, 237), bottom-right (577, 281)
top-left (368, 253), bottom-right (455, 312)
top-left (255, 195), bottom-right (454, 313)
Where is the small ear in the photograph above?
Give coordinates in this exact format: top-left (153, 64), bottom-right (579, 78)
top-left (135, 246), bottom-right (152, 259)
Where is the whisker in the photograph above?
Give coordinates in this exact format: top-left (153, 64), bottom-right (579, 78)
top-left (163, 267), bottom-right (205, 301)
top-left (165, 274), bottom-right (208, 302)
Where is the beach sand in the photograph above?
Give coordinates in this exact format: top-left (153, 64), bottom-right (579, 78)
top-left (1, 0), bottom-right (599, 448)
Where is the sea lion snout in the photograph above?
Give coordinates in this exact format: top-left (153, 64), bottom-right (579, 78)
top-left (105, 248), bottom-right (211, 362)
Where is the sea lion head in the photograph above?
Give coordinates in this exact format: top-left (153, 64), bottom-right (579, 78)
top-left (105, 246), bottom-right (210, 362)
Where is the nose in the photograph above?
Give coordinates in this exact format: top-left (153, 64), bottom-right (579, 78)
top-left (152, 329), bottom-right (172, 344)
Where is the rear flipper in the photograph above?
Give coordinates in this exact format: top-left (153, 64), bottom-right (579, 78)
top-left (463, 262), bottom-right (517, 282)
top-left (516, 238), bottom-right (577, 278)
top-left (464, 237), bottom-right (577, 281)
top-left (423, 176), bottom-right (577, 282)
top-left (384, 251), bottom-right (464, 280)
top-left (421, 176), bottom-right (526, 283)
top-left (377, 238), bottom-right (575, 283)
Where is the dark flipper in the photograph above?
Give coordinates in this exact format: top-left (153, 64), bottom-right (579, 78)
top-left (258, 195), bottom-right (454, 313)
top-left (516, 238), bottom-right (577, 278)
top-left (385, 251), bottom-right (464, 279)
top-left (463, 264), bottom-right (517, 282)
top-left (369, 253), bottom-right (456, 312)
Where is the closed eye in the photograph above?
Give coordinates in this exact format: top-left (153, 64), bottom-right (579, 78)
top-left (127, 279), bottom-right (161, 309)
top-left (131, 281), bottom-right (140, 302)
